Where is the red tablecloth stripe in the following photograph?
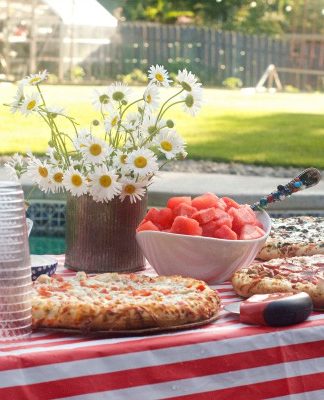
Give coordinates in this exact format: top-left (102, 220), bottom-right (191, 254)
top-left (1, 340), bottom-right (324, 400)
top-left (168, 373), bottom-right (324, 400)
top-left (0, 255), bottom-right (323, 399)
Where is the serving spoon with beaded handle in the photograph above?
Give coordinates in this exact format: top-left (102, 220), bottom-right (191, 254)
top-left (251, 167), bottom-right (321, 211)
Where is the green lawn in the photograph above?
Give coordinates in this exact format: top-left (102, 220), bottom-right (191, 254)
top-left (1, 84), bottom-right (324, 168)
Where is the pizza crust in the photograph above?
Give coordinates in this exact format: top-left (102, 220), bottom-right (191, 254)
top-left (258, 216), bottom-right (324, 261)
top-left (231, 255), bottom-right (324, 310)
top-left (32, 272), bottom-right (221, 331)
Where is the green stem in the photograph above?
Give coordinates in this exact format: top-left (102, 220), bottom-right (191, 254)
top-left (155, 89), bottom-right (184, 125)
top-left (114, 98), bottom-right (142, 148)
top-left (37, 111), bottom-right (63, 160)
top-left (159, 100), bottom-right (185, 120)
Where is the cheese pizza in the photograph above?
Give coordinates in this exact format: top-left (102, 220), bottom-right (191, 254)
top-left (231, 254), bottom-right (324, 309)
top-left (258, 216), bottom-right (324, 261)
top-left (32, 272), bottom-right (221, 331)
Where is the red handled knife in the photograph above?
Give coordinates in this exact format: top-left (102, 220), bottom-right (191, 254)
top-left (224, 292), bottom-right (313, 326)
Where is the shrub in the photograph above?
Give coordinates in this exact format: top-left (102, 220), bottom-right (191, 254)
top-left (222, 77), bottom-right (243, 90)
top-left (117, 69), bottom-right (148, 85)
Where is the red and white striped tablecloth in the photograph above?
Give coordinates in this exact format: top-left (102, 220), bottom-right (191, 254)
top-left (1, 255), bottom-right (324, 400)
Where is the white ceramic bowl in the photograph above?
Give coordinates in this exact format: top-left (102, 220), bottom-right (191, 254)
top-left (136, 210), bottom-right (272, 284)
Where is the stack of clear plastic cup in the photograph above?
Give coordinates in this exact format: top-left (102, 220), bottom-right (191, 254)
top-left (0, 182), bottom-right (32, 340)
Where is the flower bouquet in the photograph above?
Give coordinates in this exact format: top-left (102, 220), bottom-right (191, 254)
top-left (6, 65), bottom-right (202, 273)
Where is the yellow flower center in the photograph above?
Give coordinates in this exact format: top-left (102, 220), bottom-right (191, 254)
top-left (30, 77), bottom-right (41, 84)
top-left (27, 100), bottom-right (36, 110)
top-left (120, 154), bottom-right (127, 164)
top-left (71, 174), bottom-right (82, 187)
top-left (146, 94), bottom-right (152, 103)
top-left (155, 73), bottom-right (164, 82)
top-left (161, 141), bottom-right (173, 152)
top-left (89, 143), bottom-right (102, 156)
top-left (53, 172), bottom-right (63, 183)
top-left (125, 184), bottom-right (136, 194)
top-left (111, 116), bottom-right (118, 127)
top-left (99, 175), bottom-right (112, 188)
top-left (38, 166), bottom-right (48, 178)
top-left (134, 156), bottom-right (147, 169)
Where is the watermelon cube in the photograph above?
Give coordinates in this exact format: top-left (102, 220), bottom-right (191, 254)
top-left (144, 207), bottom-right (174, 229)
top-left (228, 206), bottom-right (258, 234)
top-left (192, 207), bottom-right (218, 225)
top-left (239, 224), bottom-right (266, 240)
top-left (145, 208), bottom-right (160, 225)
top-left (156, 207), bottom-right (174, 229)
top-left (213, 209), bottom-right (232, 229)
top-left (213, 225), bottom-right (238, 240)
top-left (201, 220), bottom-right (219, 237)
top-left (173, 203), bottom-right (198, 218)
top-left (221, 197), bottom-right (240, 211)
top-left (216, 198), bottom-right (227, 211)
top-left (167, 196), bottom-right (192, 210)
top-left (170, 216), bottom-right (202, 236)
top-left (136, 221), bottom-right (160, 232)
top-left (192, 192), bottom-right (219, 210)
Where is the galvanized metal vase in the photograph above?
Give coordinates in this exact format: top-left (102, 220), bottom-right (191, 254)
top-left (65, 193), bottom-right (147, 273)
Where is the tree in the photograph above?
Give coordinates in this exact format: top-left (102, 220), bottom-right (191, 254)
top-left (98, 0), bottom-right (324, 35)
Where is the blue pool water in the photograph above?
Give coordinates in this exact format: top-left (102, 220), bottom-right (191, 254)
top-left (29, 235), bottom-right (66, 255)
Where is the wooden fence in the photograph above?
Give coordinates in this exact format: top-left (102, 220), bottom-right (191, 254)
top-left (110, 23), bottom-right (324, 91)
top-left (5, 21), bottom-right (324, 91)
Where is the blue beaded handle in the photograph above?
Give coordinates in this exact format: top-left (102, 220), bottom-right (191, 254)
top-left (251, 168), bottom-right (321, 211)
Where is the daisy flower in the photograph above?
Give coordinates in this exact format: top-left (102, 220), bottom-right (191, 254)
top-left (10, 87), bottom-right (24, 114)
top-left (4, 153), bottom-right (25, 180)
top-left (126, 148), bottom-right (158, 176)
top-left (19, 92), bottom-right (41, 116)
top-left (104, 108), bottom-right (120, 132)
top-left (140, 113), bottom-right (165, 139)
top-left (79, 135), bottom-right (113, 164)
top-left (108, 82), bottom-right (131, 104)
top-left (119, 178), bottom-right (147, 204)
top-left (181, 87), bottom-right (203, 116)
top-left (73, 128), bottom-right (91, 150)
top-left (91, 88), bottom-right (110, 112)
top-left (63, 167), bottom-right (88, 197)
top-left (48, 167), bottom-right (65, 193)
top-left (43, 105), bottom-right (66, 118)
top-left (154, 129), bottom-right (185, 160)
top-left (26, 158), bottom-right (51, 189)
top-left (123, 112), bottom-right (140, 131)
top-left (113, 149), bottom-right (129, 172)
top-left (176, 69), bottom-right (201, 92)
top-left (88, 166), bottom-right (122, 203)
top-left (143, 84), bottom-right (160, 111)
top-left (20, 70), bottom-right (48, 86)
top-left (148, 65), bottom-right (171, 87)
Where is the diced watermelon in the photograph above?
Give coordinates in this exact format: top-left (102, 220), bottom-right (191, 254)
top-left (216, 199), bottom-right (227, 211)
top-left (213, 225), bottom-right (238, 240)
top-left (201, 220), bottom-right (219, 237)
top-left (167, 196), bottom-right (192, 210)
top-left (136, 220), bottom-right (160, 232)
top-left (213, 208), bottom-right (232, 229)
top-left (156, 207), bottom-right (174, 229)
top-left (228, 206), bottom-right (258, 234)
top-left (192, 207), bottom-right (218, 225)
top-left (221, 197), bottom-right (240, 211)
top-left (170, 216), bottom-right (202, 236)
top-left (192, 192), bottom-right (219, 210)
top-left (239, 224), bottom-right (266, 240)
top-left (145, 208), bottom-right (160, 224)
top-left (144, 207), bottom-right (174, 229)
top-left (173, 203), bottom-right (197, 218)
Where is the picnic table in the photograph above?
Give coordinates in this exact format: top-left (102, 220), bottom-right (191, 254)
top-left (1, 255), bottom-right (324, 400)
